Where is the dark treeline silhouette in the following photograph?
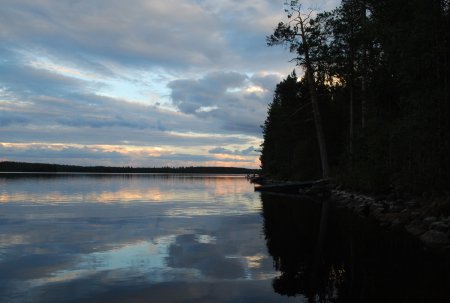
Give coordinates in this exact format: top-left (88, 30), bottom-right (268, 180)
top-left (261, 194), bottom-right (450, 302)
top-left (262, 0), bottom-right (450, 194)
top-left (0, 161), bottom-right (259, 174)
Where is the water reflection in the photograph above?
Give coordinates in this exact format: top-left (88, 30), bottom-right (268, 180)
top-left (5, 174), bottom-right (448, 302)
top-left (0, 173), bottom-right (253, 206)
top-left (0, 174), bottom-right (298, 303)
top-left (261, 193), bottom-right (450, 303)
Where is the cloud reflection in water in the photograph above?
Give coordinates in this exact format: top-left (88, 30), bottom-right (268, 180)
top-left (0, 175), bottom-right (297, 303)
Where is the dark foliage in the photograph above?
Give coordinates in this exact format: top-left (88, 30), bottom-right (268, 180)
top-left (260, 72), bottom-right (346, 180)
top-left (262, 0), bottom-right (450, 194)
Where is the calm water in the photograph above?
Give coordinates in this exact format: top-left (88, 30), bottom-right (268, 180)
top-left (0, 174), bottom-right (449, 302)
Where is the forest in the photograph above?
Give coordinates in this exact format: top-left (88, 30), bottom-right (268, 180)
top-left (261, 0), bottom-right (450, 195)
top-left (0, 161), bottom-right (259, 174)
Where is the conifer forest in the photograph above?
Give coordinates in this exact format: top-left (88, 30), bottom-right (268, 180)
top-left (261, 0), bottom-right (450, 195)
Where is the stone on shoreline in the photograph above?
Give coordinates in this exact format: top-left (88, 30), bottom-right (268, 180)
top-left (420, 230), bottom-right (449, 248)
top-left (331, 189), bottom-right (450, 249)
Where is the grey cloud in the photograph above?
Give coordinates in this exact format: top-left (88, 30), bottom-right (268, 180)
top-left (168, 70), bottom-right (278, 134)
top-left (0, 0), bottom-right (299, 73)
top-left (209, 146), bottom-right (256, 156)
top-left (1, 53), bottom-right (263, 138)
top-left (0, 138), bottom-right (256, 167)
top-left (200, 92), bottom-right (271, 134)
top-left (0, 125), bottom-right (253, 148)
top-left (1, 91), bottom-right (163, 132)
top-left (0, 57), bottom-right (205, 134)
top-left (145, 153), bottom-right (251, 163)
top-left (167, 234), bottom-right (245, 279)
top-left (0, 112), bottom-right (30, 127)
top-left (0, 61), bottom-right (94, 97)
top-left (0, 0), bottom-right (231, 71)
top-left (169, 71), bottom-right (248, 114)
top-left (0, 0), bottom-right (340, 167)
top-left (250, 73), bottom-right (283, 92)
top-left (0, 144), bottom-right (125, 161)
top-left (0, 143), bottom-right (254, 167)
top-left (0, 0), bottom-right (288, 138)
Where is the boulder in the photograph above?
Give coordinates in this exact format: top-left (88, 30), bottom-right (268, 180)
top-left (429, 221), bottom-right (449, 232)
top-left (405, 222), bottom-right (427, 236)
top-left (420, 230), bottom-right (449, 248)
top-left (423, 216), bottom-right (437, 224)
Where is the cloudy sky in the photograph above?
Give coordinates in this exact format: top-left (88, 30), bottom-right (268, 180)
top-left (0, 0), bottom-right (339, 168)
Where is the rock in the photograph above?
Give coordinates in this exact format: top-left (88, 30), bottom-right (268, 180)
top-left (423, 216), bottom-right (437, 224)
top-left (390, 205), bottom-right (403, 213)
top-left (370, 207), bottom-right (385, 220)
top-left (405, 200), bottom-right (419, 209)
top-left (410, 211), bottom-right (421, 217)
top-left (420, 230), bottom-right (449, 248)
top-left (391, 218), bottom-right (402, 227)
top-left (380, 221), bottom-right (391, 228)
top-left (395, 199), bottom-right (404, 205)
top-left (429, 221), bottom-right (449, 232)
top-left (405, 222), bottom-right (427, 236)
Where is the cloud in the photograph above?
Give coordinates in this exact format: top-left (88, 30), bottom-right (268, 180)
top-left (0, 0), bottom-right (336, 73)
top-left (168, 71), bottom-right (282, 134)
top-left (167, 234), bottom-right (245, 279)
top-left (0, 60), bottom-right (94, 98)
top-left (169, 71), bottom-right (248, 114)
top-left (0, 143), bottom-right (125, 161)
top-left (209, 146), bottom-right (256, 156)
top-left (250, 73), bottom-right (284, 91)
top-left (0, 142), bottom-right (257, 168)
top-left (0, 50), bottom-right (268, 139)
top-left (0, 0), bottom-right (340, 167)
top-left (0, 0), bottom-right (245, 71)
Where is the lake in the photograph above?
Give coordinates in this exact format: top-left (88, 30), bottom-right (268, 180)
top-left (0, 174), bottom-right (449, 302)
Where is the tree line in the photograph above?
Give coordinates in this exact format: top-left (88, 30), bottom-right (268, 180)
top-left (0, 161), bottom-right (259, 174)
top-left (261, 0), bottom-right (450, 194)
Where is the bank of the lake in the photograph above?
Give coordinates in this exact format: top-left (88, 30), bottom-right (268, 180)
top-left (261, 192), bottom-right (450, 302)
top-left (331, 188), bottom-right (450, 250)
top-left (254, 178), bottom-right (450, 250)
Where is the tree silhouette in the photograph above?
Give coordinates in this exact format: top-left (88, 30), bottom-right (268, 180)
top-left (267, 0), bottom-right (330, 179)
top-left (262, 0), bottom-right (450, 194)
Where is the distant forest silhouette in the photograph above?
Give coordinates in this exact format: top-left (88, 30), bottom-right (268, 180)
top-left (0, 161), bottom-right (259, 174)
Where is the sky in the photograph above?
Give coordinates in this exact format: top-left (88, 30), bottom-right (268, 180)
top-left (0, 0), bottom-right (339, 168)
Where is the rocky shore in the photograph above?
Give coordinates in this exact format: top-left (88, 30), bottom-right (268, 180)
top-left (253, 177), bottom-right (450, 250)
top-left (330, 188), bottom-right (450, 250)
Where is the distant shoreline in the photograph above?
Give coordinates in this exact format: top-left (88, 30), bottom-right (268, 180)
top-left (0, 161), bottom-right (260, 175)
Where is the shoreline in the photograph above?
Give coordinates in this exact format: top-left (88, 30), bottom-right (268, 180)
top-left (254, 179), bottom-right (450, 251)
top-left (331, 188), bottom-right (450, 251)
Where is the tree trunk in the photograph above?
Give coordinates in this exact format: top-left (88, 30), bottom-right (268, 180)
top-left (349, 80), bottom-right (354, 162)
top-left (300, 20), bottom-right (330, 179)
top-left (361, 0), bottom-right (368, 132)
top-left (348, 11), bottom-right (356, 165)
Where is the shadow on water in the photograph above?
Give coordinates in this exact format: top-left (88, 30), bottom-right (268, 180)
top-left (261, 193), bottom-right (450, 303)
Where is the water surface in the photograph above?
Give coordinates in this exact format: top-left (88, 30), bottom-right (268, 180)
top-left (1, 174), bottom-right (449, 303)
top-left (0, 174), bottom-right (294, 303)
